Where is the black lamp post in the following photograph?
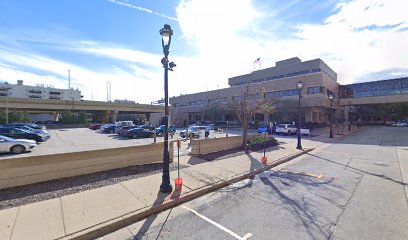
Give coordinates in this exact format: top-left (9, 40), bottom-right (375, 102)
top-left (159, 24), bottom-right (176, 193)
top-left (328, 92), bottom-right (334, 138)
top-left (296, 81), bottom-right (303, 150)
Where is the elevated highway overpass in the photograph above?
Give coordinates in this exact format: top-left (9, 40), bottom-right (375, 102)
top-left (0, 97), bottom-right (164, 122)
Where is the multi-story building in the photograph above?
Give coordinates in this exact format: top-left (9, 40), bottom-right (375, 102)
top-left (170, 57), bottom-right (342, 127)
top-left (0, 80), bottom-right (82, 101)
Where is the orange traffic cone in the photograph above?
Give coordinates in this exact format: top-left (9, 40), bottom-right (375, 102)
top-left (175, 178), bottom-right (183, 191)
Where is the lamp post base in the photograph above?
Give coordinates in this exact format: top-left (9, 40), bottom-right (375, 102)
top-left (159, 182), bottom-right (173, 193)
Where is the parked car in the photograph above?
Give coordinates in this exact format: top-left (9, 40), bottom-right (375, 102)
top-left (117, 125), bottom-right (136, 135)
top-left (6, 123), bottom-right (46, 131)
top-left (125, 128), bottom-right (154, 139)
top-left (138, 125), bottom-right (155, 131)
top-left (101, 124), bottom-right (117, 133)
top-left (0, 127), bottom-right (47, 142)
top-left (0, 135), bottom-right (37, 154)
top-left (155, 125), bottom-right (176, 135)
top-left (275, 124), bottom-right (298, 135)
top-left (5, 123), bottom-right (47, 130)
top-left (89, 123), bottom-right (102, 130)
top-left (180, 126), bottom-right (209, 138)
top-left (7, 125), bottom-right (50, 138)
top-left (257, 125), bottom-right (273, 134)
top-left (392, 121), bottom-right (408, 127)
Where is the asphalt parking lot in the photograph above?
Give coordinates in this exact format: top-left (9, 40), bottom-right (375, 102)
top-left (0, 127), bottom-right (309, 160)
top-left (0, 128), bottom-right (233, 159)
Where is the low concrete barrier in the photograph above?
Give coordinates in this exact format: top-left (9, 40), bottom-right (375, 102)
top-left (190, 135), bottom-right (253, 155)
top-left (0, 142), bottom-right (173, 190)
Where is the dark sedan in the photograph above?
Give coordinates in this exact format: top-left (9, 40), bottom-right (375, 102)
top-left (100, 124), bottom-right (116, 133)
top-left (138, 125), bottom-right (155, 131)
top-left (0, 127), bottom-right (47, 142)
top-left (125, 128), bottom-right (154, 139)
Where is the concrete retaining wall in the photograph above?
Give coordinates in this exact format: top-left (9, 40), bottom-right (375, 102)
top-left (190, 136), bottom-right (246, 155)
top-left (0, 142), bottom-right (173, 190)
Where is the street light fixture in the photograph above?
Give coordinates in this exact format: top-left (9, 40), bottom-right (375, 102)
top-left (1, 83), bottom-right (12, 124)
top-left (296, 81), bottom-right (303, 150)
top-left (159, 24), bottom-right (176, 193)
top-left (328, 91), bottom-right (334, 138)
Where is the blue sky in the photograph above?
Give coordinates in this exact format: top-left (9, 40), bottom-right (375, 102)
top-left (0, 0), bottom-right (407, 103)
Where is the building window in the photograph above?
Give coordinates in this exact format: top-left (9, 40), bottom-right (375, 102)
top-left (209, 97), bottom-right (223, 104)
top-left (267, 92), bottom-right (278, 98)
top-left (308, 86), bottom-right (322, 94)
top-left (251, 78), bottom-right (264, 83)
top-left (287, 70), bottom-right (310, 77)
top-left (28, 89), bottom-right (42, 94)
top-left (319, 112), bottom-right (323, 122)
top-left (174, 102), bottom-right (188, 107)
top-left (29, 95), bottom-right (42, 99)
top-left (232, 96), bottom-right (243, 101)
top-left (266, 75), bottom-right (285, 81)
top-left (312, 112), bottom-right (318, 122)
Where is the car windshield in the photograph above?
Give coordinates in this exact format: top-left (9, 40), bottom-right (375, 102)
top-left (0, 135), bottom-right (16, 141)
top-left (13, 128), bottom-right (31, 133)
top-left (277, 124), bottom-right (286, 128)
top-left (19, 126), bottom-right (35, 131)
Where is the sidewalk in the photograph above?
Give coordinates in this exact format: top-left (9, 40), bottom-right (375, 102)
top-left (0, 140), bottom-right (311, 240)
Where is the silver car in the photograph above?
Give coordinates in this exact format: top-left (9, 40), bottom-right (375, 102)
top-left (0, 135), bottom-right (37, 154)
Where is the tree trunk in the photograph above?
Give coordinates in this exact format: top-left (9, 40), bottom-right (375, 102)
top-left (242, 112), bottom-right (248, 151)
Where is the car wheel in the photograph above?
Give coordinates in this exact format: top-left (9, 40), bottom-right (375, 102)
top-left (11, 145), bottom-right (25, 154)
top-left (287, 131), bottom-right (291, 135)
top-left (132, 134), bottom-right (138, 139)
top-left (110, 129), bottom-right (114, 133)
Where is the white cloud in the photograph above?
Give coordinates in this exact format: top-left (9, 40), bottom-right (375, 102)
top-left (107, 0), bottom-right (178, 21)
top-left (0, 47), bottom-right (164, 103)
top-left (174, 0), bottom-right (408, 91)
top-left (0, 0), bottom-right (407, 104)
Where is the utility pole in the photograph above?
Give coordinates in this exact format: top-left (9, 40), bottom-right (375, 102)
top-left (68, 70), bottom-right (71, 100)
top-left (107, 81), bottom-right (111, 102)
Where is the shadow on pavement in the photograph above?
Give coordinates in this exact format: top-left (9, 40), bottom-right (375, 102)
top-left (307, 153), bottom-right (407, 186)
top-left (259, 175), bottom-right (330, 239)
top-left (133, 192), bottom-right (170, 240)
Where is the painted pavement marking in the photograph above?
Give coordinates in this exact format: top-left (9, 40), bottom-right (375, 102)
top-left (182, 206), bottom-right (252, 240)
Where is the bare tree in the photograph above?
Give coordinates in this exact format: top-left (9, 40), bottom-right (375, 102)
top-left (223, 83), bottom-right (275, 151)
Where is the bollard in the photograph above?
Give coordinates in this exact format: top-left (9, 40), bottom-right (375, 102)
top-left (175, 139), bottom-right (183, 191)
top-left (262, 132), bottom-right (267, 163)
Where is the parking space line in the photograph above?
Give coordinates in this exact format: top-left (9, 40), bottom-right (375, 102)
top-left (182, 206), bottom-right (252, 240)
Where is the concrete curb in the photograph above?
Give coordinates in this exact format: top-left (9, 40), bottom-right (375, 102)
top-left (59, 148), bottom-right (314, 240)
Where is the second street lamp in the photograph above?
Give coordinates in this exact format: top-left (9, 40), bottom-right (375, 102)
top-left (296, 81), bottom-right (303, 150)
top-left (328, 92), bottom-right (334, 138)
top-left (159, 24), bottom-right (176, 193)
